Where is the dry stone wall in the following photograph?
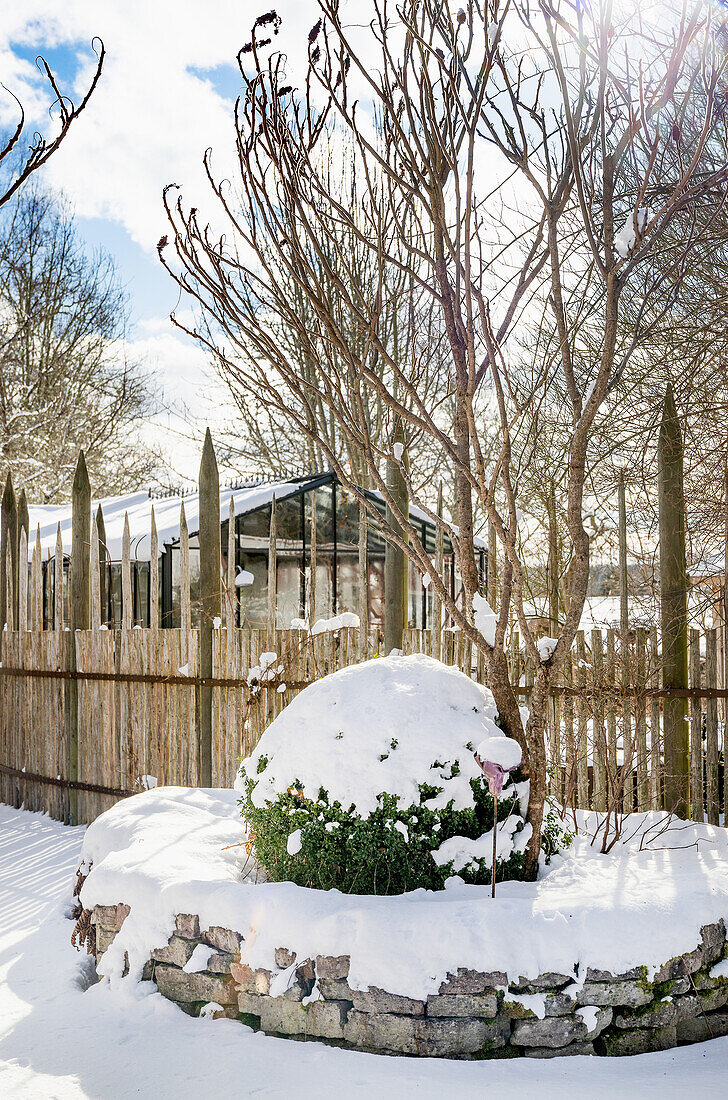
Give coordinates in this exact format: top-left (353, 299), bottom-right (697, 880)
top-left (91, 905), bottom-right (728, 1058)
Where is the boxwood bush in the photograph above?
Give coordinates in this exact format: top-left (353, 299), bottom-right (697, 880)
top-left (237, 655), bottom-right (568, 895)
top-left (241, 769), bottom-right (533, 895)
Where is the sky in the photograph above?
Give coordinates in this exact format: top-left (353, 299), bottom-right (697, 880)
top-left (0, 1), bottom-right (321, 485)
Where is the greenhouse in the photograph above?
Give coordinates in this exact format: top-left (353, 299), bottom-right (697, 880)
top-left (28, 472), bottom-right (487, 632)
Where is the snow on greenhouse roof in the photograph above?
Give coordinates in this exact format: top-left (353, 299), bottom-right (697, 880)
top-left (27, 481), bottom-right (305, 562)
top-left (26, 476), bottom-right (484, 561)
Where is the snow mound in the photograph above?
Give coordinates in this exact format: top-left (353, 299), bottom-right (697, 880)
top-left (238, 654), bottom-right (509, 817)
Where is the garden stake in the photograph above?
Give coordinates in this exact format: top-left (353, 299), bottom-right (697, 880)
top-left (492, 793), bottom-right (497, 899)
top-left (474, 749), bottom-right (522, 901)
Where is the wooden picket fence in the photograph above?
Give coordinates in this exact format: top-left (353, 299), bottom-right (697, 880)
top-left (1, 615), bottom-right (726, 825)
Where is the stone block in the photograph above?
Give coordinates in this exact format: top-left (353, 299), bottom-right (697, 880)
top-left (344, 1011), bottom-right (419, 1054)
top-left (343, 1011), bottom-right (507, 1056)
top-left (545, 992), bottom-right (577, 1017)
top-left (509, 973), bottom-right (573, 994)
top-left (511, 1015), bottom-right (587, 1049)
top-left (175, 913), bottom-right (200, 940)
top-left (202, 926), bottom-right (242, 954)
top-left (230, 962), bottom-right (271, 995)
top-left (414, 1017), bottom-right (509, 1057)
top-left (316, 954), bottom-right (350, 980)
top-left (676, 1010), bottom-right (728, 1044)
top-left (154, 964), bottom-right (237, 1006)
top-left (438, 969), bottom-right (506, 995)
top-left (207, 951), bottom-right (236, 975)
top-left (523, 1042), bottom-right (594, 1058)
top-left (151, 936), bottom-right (196, 968)
top-left (426, 993), bottom-right (498, 1018)
top-left (598, 1024), bottom-right (676, 1057)
top-left (238, 994), bottom-right (349, 1039)
top-left (653, 949), bottom-right (702, 984)
top-left (318, 977), bottom-right (354, 1000)
top-left (701, 921), bottom-right (726, 951)
top-left (95, 928), bottom-right (116, 957)
top-left (577, 981), bottom-right (652, 1008)
top-left (615, 1000), bottom-right (677, 1030)
top-left (275, 947), bottom-right (296, 969)
top-left (350, 987), bottom-right (425, 1016)
top-left (585, 967), bottom-right (645, 983)
top-left (92, 904), bottom-right (130, 933)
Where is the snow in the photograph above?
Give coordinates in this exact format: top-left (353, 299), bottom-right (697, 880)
top-left (432, 818), bottom-right (521, 872)
top-left (615, 207), bottom-right (650, 259)
top-left (311, 612), bottom-right (360, 635)
top-left (239, 655), bottom-right (503, 817)
top-left (77, 787), bottom-right (728, 1008)
top-left (472, 592), bottom-right (497, 647)
top-left (286, 829), bottom-right (303, 856)
top-left (182, 944), bottom-right (214, 974)
top-left (28, 482), bottom-right (305, 562)
top-left (710, 958), bottom-right (728, 980)
top-left (537, 636), bottom-right (558, 661)
top-left (235, 568), bottom-right (255, 587)
top-left (393, 442), bottom-right (404, 461)
top-left (422, 573), bottom-right (431, 588)
top-left (507, 992), bottom-right (547, 1019)
top-left (3, 801), bottom-right (728, 1098)
top-left (476, 734), bottom-right (522, 771)
top-left (577, 1005), bottom-right (600, 1031)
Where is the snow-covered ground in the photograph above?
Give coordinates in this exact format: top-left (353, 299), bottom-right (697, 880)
top-left (1, 802), bottom-right (728, 1098)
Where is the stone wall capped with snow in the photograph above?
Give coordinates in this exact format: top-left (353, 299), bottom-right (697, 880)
top-left (91, 904), bottom-right (728, 1058)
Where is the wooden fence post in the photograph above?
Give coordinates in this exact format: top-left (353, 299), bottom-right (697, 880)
top-left (575, 631), bottom-right (588, 807)
top-left (227, 495), bottom-right (236, 630)
top-left (180, 502), bottom-right (190, 632)
top-left (18, 526), bottom-right (27, 631)
top-left (199, 428), bottom-right (221, 787)
top-left (658, 383), bottom-right (689, 814)
top-left (635, 627), bottom-right (648, 811)
top-left (90, 513), bottom-right (101, 628)
top-left (96, 504), bottom-right (108, 625)
top-left (689, 628), bottom-right (703, 820)
top-left (268, 494), bottom-right (277, 635)
top-left (32, 526), bottom-right (42, 630)
top-left (592, 628), bottom-right (606, 811)
top-left (358, 501), bottom-right (368, 660)
top-left (1, 473), bottom-right (17, 636)
top-left (308, 490), bottom-right (316, 628)
top-left (649, 627), bottom-right (661, 809)
top-left (71, 452), bottom-right (91, 632)
top-left (16, 487), bottom-right (28, 627)
top-left (433, 482), bottom-right (443, 661)
top-left (121, 514), bottom-right (132, 631)
top-left (385, 419), bottom-right (408, 654)
top-left (706, 628), bottom-right (719, 825)
top-left (68, 451), bottom-right (91, 824)
top-left (150, 506), bottom-right (159, 629)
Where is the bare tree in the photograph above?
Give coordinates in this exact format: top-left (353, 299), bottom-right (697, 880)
top-left (0, 187), bottom-right (159, 500)
top-left (161, 0), bottom-right (728, 873)
top-left (0, 40), bottom-right (104, 209)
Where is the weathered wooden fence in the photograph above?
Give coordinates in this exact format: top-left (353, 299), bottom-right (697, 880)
top-left (2, 614), bottom-right (726, 825)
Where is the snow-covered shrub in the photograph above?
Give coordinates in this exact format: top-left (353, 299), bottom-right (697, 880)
top-left (237, 654), bottom-right (542, 895)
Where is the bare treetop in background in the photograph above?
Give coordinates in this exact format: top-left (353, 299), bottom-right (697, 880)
top-left (0, 40), bottom-right (104, 210)
top-left (161, 0), bottom-right (728, 873)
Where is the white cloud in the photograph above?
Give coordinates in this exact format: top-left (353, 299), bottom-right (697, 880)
top-left (0, 1), bottom-right (321, 248)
